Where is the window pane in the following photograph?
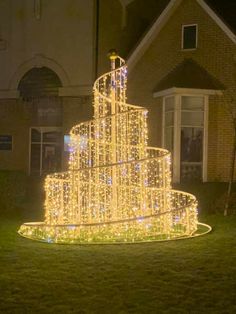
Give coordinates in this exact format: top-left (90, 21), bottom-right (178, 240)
top-left (165, 97), bottom-right (175, 111)
top-left (165, 127), bottom-right (173, 152)
top-left (181, 128), bottom-right (203, 162)
top-left (0, 135), bottom-right (11, 142)
top-left (165, 111), bottom-right (174, 126)
top-left (183, 25), bottom-right (197, 49)
top-left (31, 128), bottom-right (41, 142)
top-left (181, 163), bottom-right (202, 182)
top-left (43, 131), bottom-right (61, 143)
top-left (0, 143), bottom-right (12, 150)
top-left (182, 96), bottom-right (204, 110)
top-left (42, 144), bottom-right (61, 173)
top-left (30, 128), bottom-right (62, 175)
top-left (181, 111), bottom-right (204, 126)
top-left (0, 135), bottom-right (12, 151)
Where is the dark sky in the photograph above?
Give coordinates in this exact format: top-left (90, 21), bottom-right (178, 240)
top-left (205, 0), bottom-right (236, 33)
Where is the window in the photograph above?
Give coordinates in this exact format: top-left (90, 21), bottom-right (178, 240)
top-left (163, 95), bottom-right (208, 182)
top-left (64, 135), bottom-right (71, 152)
top-left (0, 135), bottom-right (12, 151)
top-left (182, 25), bottom-right (197, 50)
top-left (180, 96), bottom-right (204, 181)
top-left (30, 127), bottom-right (62, 175)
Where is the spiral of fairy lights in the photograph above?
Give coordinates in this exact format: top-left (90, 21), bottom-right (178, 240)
top-left (18, 54), bottom-right (211, 244)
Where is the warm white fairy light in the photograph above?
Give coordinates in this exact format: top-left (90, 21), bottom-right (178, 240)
top-left (18, 54), bottom-right (210, 244)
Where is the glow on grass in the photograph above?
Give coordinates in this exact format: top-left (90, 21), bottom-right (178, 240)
top-left (18, 53), bottom-right (210, 244)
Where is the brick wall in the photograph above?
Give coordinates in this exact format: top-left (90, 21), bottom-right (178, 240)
top-left (125, 0), bottom-right (236, 181)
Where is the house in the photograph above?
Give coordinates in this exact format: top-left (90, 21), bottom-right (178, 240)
top-left (98, 0), bottom-right (236, 182)
top-left (0, 0), bottom-right (235, 183)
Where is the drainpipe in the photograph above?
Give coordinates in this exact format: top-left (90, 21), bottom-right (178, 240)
top-left (94, 0), bottom-right (99, 80)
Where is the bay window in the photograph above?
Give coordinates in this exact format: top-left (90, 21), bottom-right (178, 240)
top-left (163, 94), bottom-right (208, 182)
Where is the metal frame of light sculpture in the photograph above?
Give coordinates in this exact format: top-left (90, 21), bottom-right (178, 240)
top-left (18, 54), bottom-right (211, 244)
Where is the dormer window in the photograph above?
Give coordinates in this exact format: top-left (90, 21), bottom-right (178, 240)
top-left (182, 24), bottom-right (197, 50)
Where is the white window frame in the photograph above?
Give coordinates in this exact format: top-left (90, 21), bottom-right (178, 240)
top-left (163, 92), bottom-right (208, 183)
top-left (181, 24), bottom-right (198, 50)
top-left (29, 126), bottom-right (62, 175)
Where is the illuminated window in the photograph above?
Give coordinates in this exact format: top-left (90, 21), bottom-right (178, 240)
top-left (0, 135), bottom-right (12, 151)
top-left (182, 25), bottom-right (197, 50)
top-left (163, 95), bottom-right (207, 182)
top-left (30, 127), bottom-right (62, 175)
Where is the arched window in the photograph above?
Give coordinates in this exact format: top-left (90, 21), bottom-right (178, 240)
top-left (18, 67), bottom-right (63, 175)
top-left (163, 94), bottom-right (208, 183)
top-left (18, 67), bottom-right (62, 126)
top-left (18, 66), bottom-right (62, 99)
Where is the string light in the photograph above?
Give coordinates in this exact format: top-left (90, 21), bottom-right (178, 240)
top-left (18, 55), bottom-right (209, 244)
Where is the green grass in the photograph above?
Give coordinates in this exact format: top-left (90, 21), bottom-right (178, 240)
top-left (0, 178), bottom-right (235, 313)
top-left (0, 212), bottom-right (236, 313)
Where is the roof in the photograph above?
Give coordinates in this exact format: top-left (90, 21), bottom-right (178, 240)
top-left (120, 0), bottom-right (171, 57)
top-left (205, 0), bottom-right (236, 34)
top-left (127, 0), bottom-right (236, 70)
top-left (153, 59), bottom-right (224, 92)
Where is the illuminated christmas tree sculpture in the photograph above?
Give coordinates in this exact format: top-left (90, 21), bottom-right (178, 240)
top-left (19, 53), bottom-right (211, 243)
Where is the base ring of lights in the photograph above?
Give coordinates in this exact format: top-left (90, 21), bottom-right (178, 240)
top-left (18, 221), bottom-right (211, 244)
top-left (18, 189), bottom-right (211, 244)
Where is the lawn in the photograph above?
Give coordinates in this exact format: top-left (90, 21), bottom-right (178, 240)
top-left (0, 175), bottom-right (235, 313)
top-left (0, 212), bottom-right (236, 314)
